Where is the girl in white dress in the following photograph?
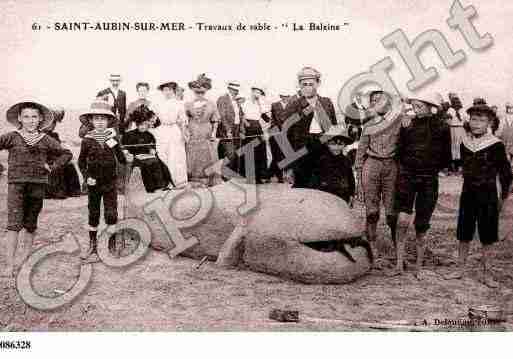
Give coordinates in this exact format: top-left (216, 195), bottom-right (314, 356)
top-left (151, 81), bottom-right (188, 187)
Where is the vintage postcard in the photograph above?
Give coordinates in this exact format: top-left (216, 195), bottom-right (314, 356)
top-left (0, 0), bottom-right (512, 356)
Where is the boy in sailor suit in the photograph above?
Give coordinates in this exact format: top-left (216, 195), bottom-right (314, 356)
top-left (445, 99), bottom-right (512, 288)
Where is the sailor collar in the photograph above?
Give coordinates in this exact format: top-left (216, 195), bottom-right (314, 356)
top-left (462, 133), bottom-right (501, 153)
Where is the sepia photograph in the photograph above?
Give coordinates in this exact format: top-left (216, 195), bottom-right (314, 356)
top-left (0, 0), bottom-right (512, 356)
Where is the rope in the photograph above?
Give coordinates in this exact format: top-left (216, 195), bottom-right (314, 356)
top-left (119, 134), bottom-right (265, 148)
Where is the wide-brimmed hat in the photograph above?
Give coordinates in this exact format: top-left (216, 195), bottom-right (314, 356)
top-left (323, 124), bottom-right (352, 143)
top-left (227, 81), bottom-right (241, 92)
top-left (250, 84), bottom-right (266, 96)
top-left (6, 101), bottom-right (54, 129)
top-left (188, 74), bottom-right (212, 92)
top-left (466, 98), bottom-right (495, 118)
top-left (158, 81), bottom-right (178, 91)
top-left (410, 92), bottom-right (443, 107)
top-left (297, 67), bottom-right (321, 82)
top-left (79, 100), bottom-right (117, 125)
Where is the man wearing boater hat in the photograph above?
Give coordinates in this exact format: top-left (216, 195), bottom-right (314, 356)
top-left (97, 74), bottom-right (127, 134)
top-left (281, 67), bottom-right (337, 188)
top-left (216, 81), bottom-right (244, 174)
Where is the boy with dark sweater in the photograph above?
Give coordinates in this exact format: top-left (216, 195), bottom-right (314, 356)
top-left (392, 93), bottom-right (452, 278)
top-left (311, 124), bottom-right (355, 204)
top-left (1, 101), bottom-right (72, 277)
top-left (445, 99), bottom-right (512, 288)
top-left (78, 101), bottom-right (127, 262)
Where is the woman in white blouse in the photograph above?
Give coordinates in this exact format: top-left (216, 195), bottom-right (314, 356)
top-left (241, 85), bottom-right (272, 184)
top-left (151, 81), bottom-right (188, 187)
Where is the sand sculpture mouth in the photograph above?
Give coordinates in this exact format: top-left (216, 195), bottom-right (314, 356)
top-left (303, 237), bottom-right (373, 263)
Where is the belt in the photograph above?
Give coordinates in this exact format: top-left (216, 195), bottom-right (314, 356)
top-left (367, 154), bottom-right (396, 161)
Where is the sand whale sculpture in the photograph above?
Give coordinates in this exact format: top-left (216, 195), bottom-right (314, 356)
top-left (126, 173), bottom-right (372, 284)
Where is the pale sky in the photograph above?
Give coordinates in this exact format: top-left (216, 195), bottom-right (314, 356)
top-left (1, 0), bottom-right (513, 118)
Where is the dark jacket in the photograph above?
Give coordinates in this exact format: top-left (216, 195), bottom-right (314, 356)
top-left (78, 137), bottom-right (126, 189)
top-left (121, 129), bottom-right (156, 155)
top-left (0, 131), bottom-right (72, 184)
top-left (281, 94), bottom-right (338, 151)
top-left (397, 115), bottom-right (451, 175)
top-left (461, 141), bottom-right (512, 199)
top-left (216, 93), bottom-right (244, 138)
top-left (97, 87), bottom-right (127, 129)
top-left (270, 101), bottom-right (287, 130)
top-left (311, 149), bottom-right (355, 202)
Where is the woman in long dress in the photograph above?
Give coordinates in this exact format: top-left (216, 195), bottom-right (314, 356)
top-left (185, 74), bottom-right (220, 185)
top-left (151, 81), bottom-right (188, 187)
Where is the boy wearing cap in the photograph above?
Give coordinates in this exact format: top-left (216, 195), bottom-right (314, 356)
top-left (311, 125), bottom-right (355, 204)
top-left (392, 94), bottom-right (451, 278)
top-left (282, 67), bottom-right (338, 188)
top-left (444, 100), bottom-right (512, 288)
top-left (355, 91), bottom-right (403, 262)
top-left (0, 101), bottom-right (72, 277)
top-left (78, 101), bottom-right (127, 261)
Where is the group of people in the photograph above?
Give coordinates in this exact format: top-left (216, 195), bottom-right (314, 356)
top-left (1, 66), bottom-right (512, 290)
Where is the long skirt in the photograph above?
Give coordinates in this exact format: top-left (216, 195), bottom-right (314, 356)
top-left (450, 125), bottom-right (465, 161)
top-left (241, 120), bottom-right (267, 183)
top-left (187, 120), bottom-right (217, 180)
top-left (152, 124), bottom-right (188, 186)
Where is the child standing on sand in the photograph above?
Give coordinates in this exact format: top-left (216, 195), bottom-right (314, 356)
top-left (78, 100), bottom-right (127, 262)
top-left (445, 99), bottom-right (512, 288)
top-left (0, 101), bottom-right (72, 277)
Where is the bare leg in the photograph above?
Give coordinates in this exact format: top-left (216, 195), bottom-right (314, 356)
top-left (14, 229), bottom-right (34, 270)
top-left (2, 230), bottom-right (19, 278)
top-left (413, 231), bottom-right (427, 280)
top-left (386, 212), bottom-right (410, 276)
top-left (366, 220), bottom-right (377, 253)
top-left (481, 244), bottom-right (499, 288)
top-left (444, 241), bottom-right (469, 280)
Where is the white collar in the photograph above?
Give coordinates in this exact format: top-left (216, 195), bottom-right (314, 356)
top-left (462, 133), bottom-right (501, 153)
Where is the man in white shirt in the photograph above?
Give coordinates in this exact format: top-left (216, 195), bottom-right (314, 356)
top-left (280, 67), bottom-right (338, 188)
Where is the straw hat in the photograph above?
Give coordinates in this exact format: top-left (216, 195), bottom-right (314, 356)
top-left (6, 101), bottom-right (54, 129)
top-left (227, 81), bottom-right (241, 92)
top-left (79, 100), bottom-right (117, 125)
top-left (413, 92), bottom-right (443, 107)
top-left (157, 81), bottom-right (178, 91)
top-left (250, 83), bottom-right (267, 96)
